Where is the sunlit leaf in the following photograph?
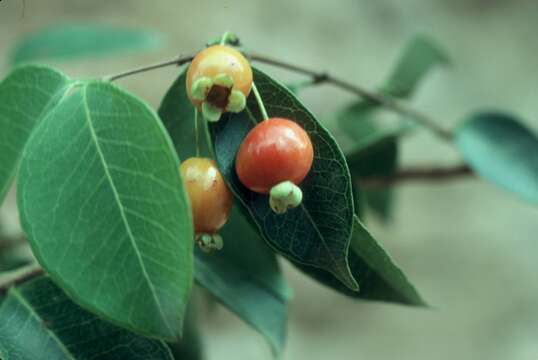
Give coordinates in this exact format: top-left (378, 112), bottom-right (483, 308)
top-left (17, 81), bottom-right (193, 340)
top-left (0, 65), bottom-right (72, 204)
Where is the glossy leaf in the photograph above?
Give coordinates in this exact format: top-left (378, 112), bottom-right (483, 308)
top-left (297, 216), bottom-right (426, 306)
top-left (0, 276), bottom-right (174, 360)
top-left (208, 68), bottom-right (358, 291)
top-left (0, 65), bottom-right (72, 204)
top-left (9, 24), bottom-right (162, 65)
top-left (456, 112), bottom-right (538, 203)
top-left (159, 71), bottom-right (291, 356)
top-left (17, 81), bottom-right (193, 340)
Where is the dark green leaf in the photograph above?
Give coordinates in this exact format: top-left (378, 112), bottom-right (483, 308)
top-left (0, 276), bottom-right (173, 360)
top-left (337, 102), bottom-right (414, 151)
top-left (455, 112), bottom-right (538, 203)
top-left (167, 300), bottom-right (204, 360)
top-left (297, 216), bottom-right (426, 306)
top-left (347, 139), bottom-right (399, 221)
top-left (158, 70), bottom-right (291, 356)
top-left (0, 243), bottom-right (34, 272)
top-left (208, 68), bottom-right (358, 291)
top-left (0, 65), bottom-right (72, 204)
top-left (381, 35), bottom-right (449, 98)
top-left (195, 207), bottom-right (291, 357)
top-left (10, 24), bottom-right (162, 65)
top-left (17, 81), bottom-right (193, 340)
top-left (158, 69), bottom-right (209, 159)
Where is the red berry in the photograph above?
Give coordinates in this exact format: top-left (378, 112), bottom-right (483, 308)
top-left (235, 118), bottom-right (314, 194)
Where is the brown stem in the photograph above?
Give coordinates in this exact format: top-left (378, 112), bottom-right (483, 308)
top-left (103, 51), bottom-right (452, 142)
top-left (359, 164), bottom-right (473, 189)
top-left (104, 55), bottom-right (194, 82)
top-left (0, 235), bottom-right (26, 252)
top-left (0, 263), bottom-right (43, 294)
top-left (248, 53), bottom-right (453, 142)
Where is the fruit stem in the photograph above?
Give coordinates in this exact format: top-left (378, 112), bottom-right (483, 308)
top-left (220, 32), bottom-right (234, 46)
top-left (194, 108), bottom-right (200, 157)
top-left (251, 82), bottom-right (269, 121)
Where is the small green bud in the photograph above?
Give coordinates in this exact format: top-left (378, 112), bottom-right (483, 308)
top-left (269, 181), bottom-right (303, 214)
top-left (191, 77), bottom-right (213, 101)
top-left (226, 90), bottom-right (246, 113)
top-left (202, 102), bottom-right (223, 122)
top-left (196, 233), bottom-right (224, 253)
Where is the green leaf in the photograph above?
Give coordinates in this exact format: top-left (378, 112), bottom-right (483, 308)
top-left (195, 207), bottom-right (291, 357)
top-left (297, 216), bottom-right (426, 306)
top-left (381, 35), bottom-right (449, 98)
top-left (455, 112), bottom-right (538, 203)
top-left (207, 68), bottom-right (358, 291)
top-left (338, 35), bottom-right (447, 143)
top-left (158, 70), bottom-right (291, 357)
top-left (158, 69), bottom-right (209, 160)
top-left (167, 300), bottom-right (204, 360)
top-left (0, 65), bottom-right (72, 204)
top-left (0, 276), bottom-right (174, 360)
top-left (9, 23), bottom-right (162, 65)
top-left (347, 138), bottom-right (399, 221)
top-left (17, 81), bottom-right (193, 340)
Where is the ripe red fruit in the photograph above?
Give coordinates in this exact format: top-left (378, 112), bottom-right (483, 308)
top-left (235, 118), bottom-right (314, 213)
top-left (180, 157), bottom-right (232, 251)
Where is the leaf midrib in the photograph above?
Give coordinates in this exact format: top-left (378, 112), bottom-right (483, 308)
top-left (299, 203), bottom-right (357, 290)
top-left (81, 86), bottom-right (173, 336)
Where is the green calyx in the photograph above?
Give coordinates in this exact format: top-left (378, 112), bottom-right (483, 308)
top-left (191, 73), bottom-right (247, 122)
top-left (201, 102), bottom-right (223, 122)
top-left (226, 90), bottom-right (246, 113)
top-left (191, 77), bottom-right (213, 101)
top-left (269, 181), bottom-right (303, 214)
top-left (196, 233), bottom-right (224, 253)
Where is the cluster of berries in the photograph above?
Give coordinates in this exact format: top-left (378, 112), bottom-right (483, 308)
top-left (179, 44), bottom-right (314, 252)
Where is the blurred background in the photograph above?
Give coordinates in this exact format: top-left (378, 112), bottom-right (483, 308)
top-left (1, 0), bottom-right (538, 359)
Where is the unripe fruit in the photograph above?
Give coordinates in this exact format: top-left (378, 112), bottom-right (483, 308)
top-left (235, 118), bottom-right (314, 213)
top-left (186, 45), bottom-right (252, 122)
top-left (180, 157), bottom-right (232, 238)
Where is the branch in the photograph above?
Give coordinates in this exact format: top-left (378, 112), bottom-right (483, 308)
top-left (358, 164), bottom-right (473, 189)
top-left (104, 54), bottom-right (194, 82)
top-left (0, 263), bottom-right (43, 295)
top-left (0, 235), bottom-right (26, 252)
top-left (102, 50), bottom-right (452, 142)
top-left (248, 53), bottom-right (453, 142)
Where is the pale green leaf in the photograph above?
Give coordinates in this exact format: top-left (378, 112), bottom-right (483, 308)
top-left (17, 81), bottom-right (193, 340)
top-left (0, 65), bottom-right (72, 204)
top-left (10, 24), bottom-right (162, 65)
